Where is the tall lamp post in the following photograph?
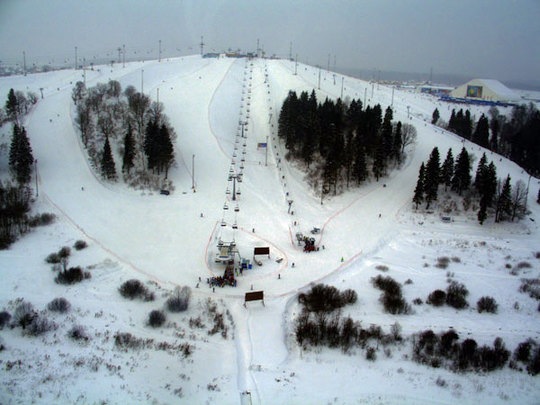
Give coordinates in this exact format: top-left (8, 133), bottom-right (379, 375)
top-left (192, 154), bottom-right (195, 190)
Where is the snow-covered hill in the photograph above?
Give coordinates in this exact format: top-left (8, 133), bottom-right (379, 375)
top-left (1, 55), bottom-right (539, 404)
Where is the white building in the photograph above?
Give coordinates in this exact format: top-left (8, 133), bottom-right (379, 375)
top-left (450, 79), bottom-right (520, 103)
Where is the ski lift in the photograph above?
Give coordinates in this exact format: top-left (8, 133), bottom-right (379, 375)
top-left (232, 222), bottom-right (238, 229)
top-left (236, 187), bottom-right (242, 196)
top-left (240, 164), bottom-right (244, 170)
top-left (226, 188), bottom-right (231, 195)
top-left (223, 202), bottom-right (229, 210)
top-left (221, 219), bottom-right (227, 227)
top-left (234, 204), bottom-right (240, 212)
top-left (233, 151), bottom-right (237, 158)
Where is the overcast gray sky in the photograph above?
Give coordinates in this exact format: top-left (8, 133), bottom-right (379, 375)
top-left (1, 0), bottom-right (539, 85)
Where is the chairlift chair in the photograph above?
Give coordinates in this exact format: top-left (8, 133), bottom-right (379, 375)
top-left (234, 204), bottom-right (240, 212)
top-left (223, 202), bottom-right (229, 210)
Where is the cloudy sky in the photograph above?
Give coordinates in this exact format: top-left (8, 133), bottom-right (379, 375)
top-left (1, 0), bottom-right (539, 86)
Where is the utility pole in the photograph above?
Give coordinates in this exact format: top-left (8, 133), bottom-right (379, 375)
top-left (23, 51), bottom-right (27, 76)
top-left (141, 69), bottom-right (144, 94)
top-left (327, 54), bottom-right (330, 71)
top-left (391, 87), bottom-right (395, 108)
top-left (333, 54), bottom-right (336, 71)
top-left (289, 41), bottom-right (292, 60)
top-left (200, 36), bottom-right (204, 56)
top-left (117, 47), bottom-right (122, 63)
top-left (294, 54), bottom-right (298, 75)
top-left (364, 87), bottom-right (367, 107)
top-left (341, 76), bottom-right (344, 99)
top-left (265, 135), bottom-right (269, 166)
top-left (74, 46), bottom-right (78, 70)
top-left (123, 44), bottom-right (126, 67)
top-left (159, 40), bottom-right (162, 62)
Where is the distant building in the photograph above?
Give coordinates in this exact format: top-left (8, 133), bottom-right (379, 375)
top-left (450, 79), bottom-right (520, 103)
top-left (418, 85), bottom-right (453, 96)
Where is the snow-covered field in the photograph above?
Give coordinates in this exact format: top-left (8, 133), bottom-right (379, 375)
top-left (1, 55), bottom-right (539, 404)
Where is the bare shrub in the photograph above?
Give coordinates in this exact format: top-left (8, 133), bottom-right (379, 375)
top-left (148, 310), bottom-right (166, 328)
top-left (446, 281), bottom-right (469, 309)
top-left (73, 240), bottom-right (88, 250)
top-left (375, 265), bottom-right (389, 272)
top-left (436, 377), bottom-right (447, 387)
top-left (166, 286), bottom-right (191, 312)
top-left (47, 297), bottom-right (71, 313)
top-left (451, 257), bottom-right (461, 263)
top-left (366, 346), bottom-right (377, 361)
top-left (516, 261), bottom-right (532, 269)
top-left (45, 252), bottom-right (61, 264)
top-left (28, 212), bottom-right (55, 227)
top-left (24, 315), bottom-right (56, 336)
top-left (0, 311), bottom-right (12, 329)
top-left (118, 279), bottom-right (155, 301)
top-left (55, 266), bottom-right (87, 284)
top-left (12, 302), bottom-right (36, 329)
top-left (435, 257), bottom-right (451, 269)
top-left (413, 298), bottom-right (423, 305)
top-left (477, 296), bottom-right (498, 314)
top-left (68, 324), bottom-right (90, 341)
top-left (298, 284), bottom-right (356, 313)
top-left (519, 278), bottom-right (540, 301)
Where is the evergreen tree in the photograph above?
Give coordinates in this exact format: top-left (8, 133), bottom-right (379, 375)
top-left (474, 153), bottom-right (488, 192)
top-left (158, 124), bottom-right (175, 178)
top-left (413, 162), bottom-right (425, 209)
top-left (432, 108), bottom-right (440, 125)
top-left (100, 136), bottom-right (117, 181)
top-left (448, 109), bottom-right (456, 132)
top-left (473, 114), bottom-right (490, 148)
top-left (441, 148), bottom-right (454, 191)
top-left (122, 124), bottom-right (136, 174)
top-left (463, 110), bottom-right (473, 140)
top-left (144, 119), bottom-right (159, 172)
top-left (9, 124), bottom-right (34, 184)
top-left (478, 195), bottom-right (488, 225)
top-left (537, 188), bottom-right (540, 204)
top-left (352, 145), bottom-right (368, 185)
top-left (424, 147), bottom-right (441, 209)
top-left (485, 162), bottom-right (498, 207)
top-left (380, 106), bottom-right (394, 169)
top-left (5, 88), bottom-right (19, 123)
top-left (452, 147), bottom-right (471, 195)
top-left (392, 121), bottom-right (403, 163)
top-left (495, 175), bottom-right (512, 222)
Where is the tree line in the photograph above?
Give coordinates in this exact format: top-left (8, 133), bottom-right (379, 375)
top-left (432, 103), bottom-right (540, 176)
top-left (278, 90), bottom-right (416, 196)
top-left (1, 89), bottom-right (40, 248)
top-left (413, 146), bottom-right (528, 224)
top-left (73, 80), bottom-right (175, 189)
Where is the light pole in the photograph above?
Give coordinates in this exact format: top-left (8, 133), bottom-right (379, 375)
top-left (265, 135), bottom-right (269, 166)
top-left (341, 76), bottom-right (344, 99)
top-left (141, 69), bottom-right (144, 94)
top-left (192, 154), bottom-right (195, 190)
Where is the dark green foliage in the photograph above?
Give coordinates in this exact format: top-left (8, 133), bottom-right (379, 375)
top-left (412, 162), bottom-right (425, 209)
top-left (47, 297), bottom-right (71, 313)
top-left (472, 114), bottom-right (490, 148)
top-left (427, 289), bottom-right (446, 306)
top-left (5, 88), bottom-right (19, 122)
top-left (122, 124), bottom-right (136, 173)
top-left (446, 281), bottom-right (469, 309)
top-left (278, 90), bottom-right (408, 192)
top-left (0, 181), bottom-right (32, 249)
top-left (452, 147), bottom-right (471, 195)
top-left (424, 147), bottom-right (440, 209)
top-left (148, 310), bottom-right (166, 328)
top-left (432, 108), bottom-right (440, 125)
top-left (9, 124), bottom-right (34, 184)
top-left (100, 136), bottom-right (117, 181)
top-left (119, 279), bottom-right (155, 301)
top-left (440, 148), bottom-right (454, 191)
top-left (144, 120), bottom-right (175, 178)
top-left (495, 175), bottom-right (512, 222)
top-left (477, 296), bottom-right (498, 313)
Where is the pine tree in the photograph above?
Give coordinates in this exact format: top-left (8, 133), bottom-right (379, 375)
top-left (448, 109), bottom-right (456, 132)
top-left (441, 148), bottom-right (454, 191)
top-left (352, 145), bottom-right (368, 185)
top-left (474, 153), bottom-right (488, 192)
top-left (122, 124), bottom-right (135, 174)
top-left (473, 114), bottom-right (490, 148)
top-left (432, 108), bottom-right (440, 125)
top-left (452, 147), bottom-right (471, 195)
top-left (9, 124), bottom-right (34, 184)
top-left (144, 119), bottom-right (159, 172)
top-left (463, 110), bottom-right (473, 140)
top-left (495, 175), bottom-right (512, 222)
top-left (413, 162), bottom-right (425, 209)
top-left (424, 147), bottom-right (441, 209)
top-left (478, 195), bottom-right (488, 225)
top-left (392, 121), bottom-right (403, 163)
top-left (5, 88), bottom-right (19, 123)
top-left (100, 136), bottom-right (117, 181)
top-left (158, 124), bottom-right (174, 178)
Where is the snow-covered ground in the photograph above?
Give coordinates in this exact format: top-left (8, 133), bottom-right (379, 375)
top-left (1, 55), bottom-right (539, 404)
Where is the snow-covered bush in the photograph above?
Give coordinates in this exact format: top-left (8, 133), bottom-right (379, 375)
top-left (371, 275), bottom-right (410, 314)
top-left (166, 286), bottom-right (191, 312)
top-left (298, 284), bottom-right (357, 313)
top-left (148, 310), bottom-right (166, 328)
top-left (47, 297), bottom-right (71, 313)
top-left (68, 324), bottom-right (90, 341)
top-left (28, 212), bottom-right (55, 227)
top-left (118, 279), bottom-right (155, 301)
top-left (476, 296), bottom-right (498, 313)
top-left (12, 301), bottom-right (36, 329)
top-left (24, 315), bottom-right (56, 336)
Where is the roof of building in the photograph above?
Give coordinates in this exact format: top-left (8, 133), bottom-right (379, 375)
top-left (455, 78), bottom-right (520, 101)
